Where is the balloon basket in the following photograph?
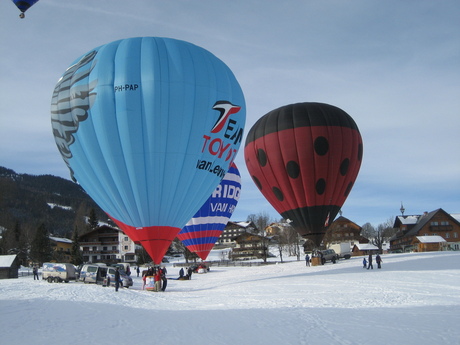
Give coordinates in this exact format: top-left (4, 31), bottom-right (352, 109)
top-left (311, 257), bottom-right (322, 266)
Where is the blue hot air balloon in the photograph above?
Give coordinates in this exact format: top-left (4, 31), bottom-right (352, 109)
top-left (11, 0), bottom-right (39, 18)
top-left (178, 163), bottom-right (241, 260)
top-left (50, 37), bottom-right (245, 264)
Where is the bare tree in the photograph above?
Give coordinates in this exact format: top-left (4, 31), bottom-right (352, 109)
top-left (373, 218), bottom-right (396, 252)
top-left (361, 222), bottom-right (376, 239)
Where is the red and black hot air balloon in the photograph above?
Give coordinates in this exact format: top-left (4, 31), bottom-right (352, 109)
top-left (244, 102), bottom-right (363, 247)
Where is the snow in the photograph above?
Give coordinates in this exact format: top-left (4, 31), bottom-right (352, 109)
top-left (1, 251), bottom-right (460, 345)
top-left (47, 203), bottom-right (73, 211)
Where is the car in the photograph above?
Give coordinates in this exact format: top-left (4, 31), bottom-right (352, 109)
top-left (318, 249), bottom-right (339, 264)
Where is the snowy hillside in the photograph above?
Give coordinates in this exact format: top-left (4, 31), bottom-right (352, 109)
top-left (1, 251), bottom-right (459, 345)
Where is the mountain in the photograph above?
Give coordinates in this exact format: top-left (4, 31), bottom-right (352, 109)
top-left (0, 166), bottom-right (107, 237)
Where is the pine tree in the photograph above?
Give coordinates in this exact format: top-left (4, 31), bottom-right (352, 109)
top-left (87, 208), bottom-right (99, 232)
top-left (29, 223), bottom-right (53, 265)
top-left (70, 226), bottom-right (83, 265)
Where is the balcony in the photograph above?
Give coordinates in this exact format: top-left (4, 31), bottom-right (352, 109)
top-left (430, 225), bottom-right (453, 232)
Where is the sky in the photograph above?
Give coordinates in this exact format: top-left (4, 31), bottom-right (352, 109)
top-left (1, 0), bottom-right (459, 228)
top-left (1, 250), bottom-right (460, 344)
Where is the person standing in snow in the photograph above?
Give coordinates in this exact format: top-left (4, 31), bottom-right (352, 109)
top-left (179, 267), bottom-right (185, 279)
top-left (136, 266), bottom-right (140, 277)
top-left (305, 254), bottom-right (310, 267)
top-left (367, 253), bottom-right (373, 269)
top-left (114, 267), bottom-right (121, 292)
top-left (33, 266), bottom-right (39, 280)
top-left (187, 266), bottom-right (193, 280)
top-left (376, 254), bottom-right (382, 269)
top-left (160, 266), bottom-right (167, 291)
top-left (362, 257), bottom-right (367, 268)
top-left (154, 267), bottom-right (162, 292)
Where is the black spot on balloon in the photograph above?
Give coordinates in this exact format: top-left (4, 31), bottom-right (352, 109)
top-left (358, 143), bottom-right (363, 162)
top-left (314, 136), bottom-right (329, 156)
top-left (340, 158), bottom-right (349, 176)
top-left (252, 175), bottom-right (262, 190)
top-left (273, 186), bottom-right (284, 201)
top-left (257, 148), bottom-right (267, 167)
top-left (316, 178), bottom-right (326, 195)
top-left (344, 181), bottom-right (354, 197)
top-left (286, 160), bottom-right (300, 179)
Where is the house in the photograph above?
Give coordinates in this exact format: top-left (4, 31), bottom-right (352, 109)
top-left (0, 254), bottom-right (19, 279)
top-left (79, 225), bottom-right (138, 264)
top-left (323, 216), bottom-right (368, 246)
top-left (390, 208), bottom-right (460, 252)
top-left (411, 236), bottom-right (447, 252)
top-left (352, 243), bottom-right (379, 256)
top-left (217, 221), bottom-right (258, 246)
top-left (49, 236), bottom-right (73, 262)
top-left (230, 232), bottom-right (270, 260)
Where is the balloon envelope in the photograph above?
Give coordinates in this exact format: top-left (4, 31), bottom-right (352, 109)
top-left (51, 37), bottom-right (245, 264)
top-left (178, 163), bottom-right (241, 260)
top-left (244, 102), bottom-right (362, 246)
top-left (11, 0), bottom-right (38, 14)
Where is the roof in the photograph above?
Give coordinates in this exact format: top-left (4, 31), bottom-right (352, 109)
top-left (354, 243), bottom-right (379, 251)
top-left (0, 255), bottom-right (17, 267)
top-left (49, 236), bottom-right (72, 244)
top-left (396, 215), bottom-right (420, 225)
top-left (415, 236), bottom-right (446, 243)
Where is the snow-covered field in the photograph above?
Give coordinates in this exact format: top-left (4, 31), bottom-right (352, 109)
top-left (1, 251), bottom-right (459, 345)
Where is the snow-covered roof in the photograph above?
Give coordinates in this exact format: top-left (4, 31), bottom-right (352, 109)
top-left (415, 236), bottom-right (446, 243)
top-left (355, 243), bottom-right (379, 251)
top-left (49, 236), bottom-right (72, 244)
top-left (0, 255), bottom-right (17, 267)
top-left (397, 215), bottom-right (419, 225)
top-left (451, 213), bottom-right (460, 223)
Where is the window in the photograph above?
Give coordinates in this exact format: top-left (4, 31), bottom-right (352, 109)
top-left (124, 236), bottom-right (129, 241)
top-left (441, 221), bottom-right (449, 226)
top-left (103, 246), bottom-right (107, 251)
top-left (454, 232), bottom-right (458, 239)
top-left (445, 233), bottom-right (450, 239)
top-left (112, 246), bottom-right (116, 250)
top-left (124, 245), bottom-right (128, 250)
top-left (431, 221), bottom-right (439, 226)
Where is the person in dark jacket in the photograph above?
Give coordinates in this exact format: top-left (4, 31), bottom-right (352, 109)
top-left (114, 267), bottom-right (121, 291)
top-left (376, 254), bottom-right (383, 269)
top-left (367, 254), bottom-right (373, 270)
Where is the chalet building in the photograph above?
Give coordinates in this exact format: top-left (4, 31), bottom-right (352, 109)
top-left (323, 216), bottom-right (368, 246)
top-left (390, 208), bottom-right (460, 252)
top-left (217, 221), bottom-right (258, 246)
top-left (79, 225), bottom-right (138, 264)
top-left (49, 236), bottom-right (73, 262)
top-left (0, 254), bottom-right (19, 279)
top-left (411, 236), bottom-right (447, 252)
top-left (352, 243), bottom-right (379, 256)
top-left (230, 232), bottom-right (270, 260)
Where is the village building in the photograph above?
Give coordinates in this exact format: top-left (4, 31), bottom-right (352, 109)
top-left (230, 232), bottom-right (271, 260)
top-left (79, 225), bottom-right (138, 264)
top-left (217, 221), bottom-right (257, 246)
top-left (0, 254), bottom-right (19, 279)
top-left (411, 236), bottom-right (447, 252)
top-left (49, 236), bottom-right (73, 262)
top-left (352, 243), bottom-right (379, 256)
top-left (390, 208), bottom-right (460, 252)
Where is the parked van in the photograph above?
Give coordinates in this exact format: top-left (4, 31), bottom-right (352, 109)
top-left (42, 263), bottom-right (77, 283)
top-left (104, 266), bottom-right (133, 288)
top-left (79, 264), bottom-right (107, 284)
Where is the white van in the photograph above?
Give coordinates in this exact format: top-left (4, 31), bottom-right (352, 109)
top-left (104, 266), bottom-right (133, 288)
top-left (79, 264), bottom-right (107, 284)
